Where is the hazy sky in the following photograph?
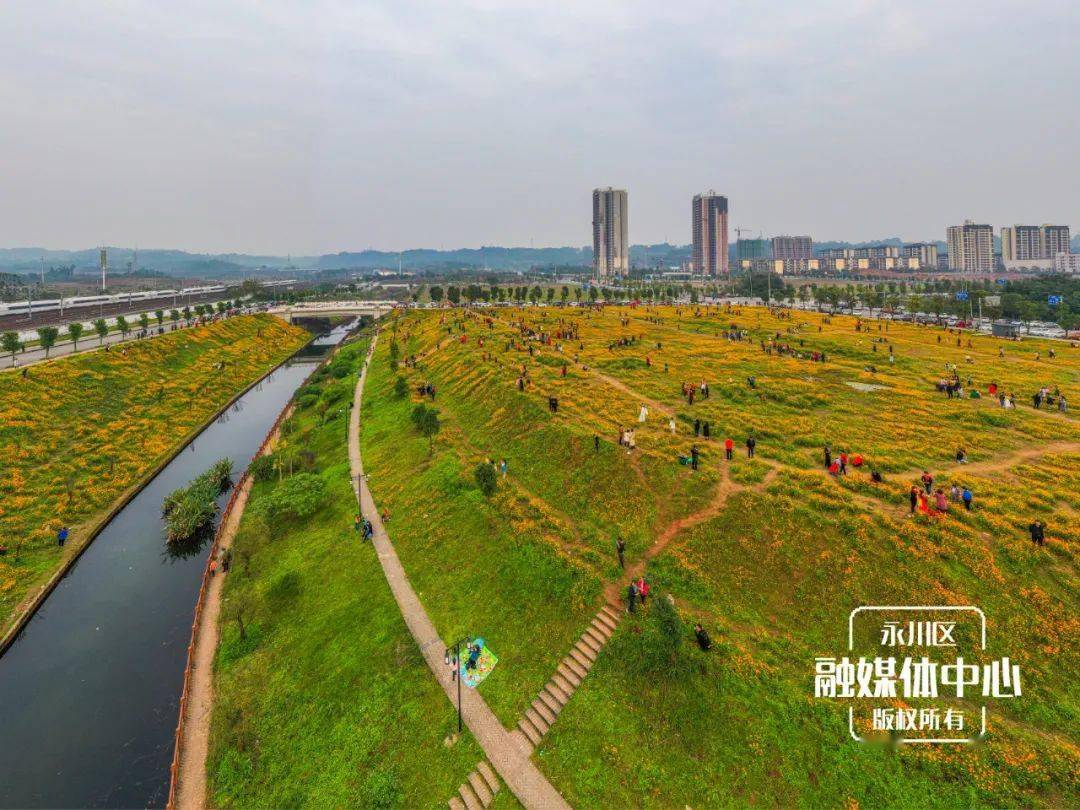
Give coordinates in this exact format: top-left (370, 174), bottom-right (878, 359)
top-left (1, 1), bottom-right (1077, 254)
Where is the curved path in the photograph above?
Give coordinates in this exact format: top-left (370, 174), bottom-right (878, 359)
top-left (349, 332), bottom-right (570, 810)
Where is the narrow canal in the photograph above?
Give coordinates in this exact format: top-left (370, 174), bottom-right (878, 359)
top-left (0, 322), bottom-right (354, 808)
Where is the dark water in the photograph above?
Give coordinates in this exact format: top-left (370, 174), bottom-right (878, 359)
top-left (0, 322), bottom-right (353, 808)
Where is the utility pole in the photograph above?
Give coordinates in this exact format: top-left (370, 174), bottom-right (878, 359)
top-left (444, 636), bottom-right (472, 733)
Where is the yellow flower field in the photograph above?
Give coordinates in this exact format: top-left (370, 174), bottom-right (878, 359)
top-left (362, 303), bottom-right (1078, 806)
top-left (0, 314), bottom-right (309, 633)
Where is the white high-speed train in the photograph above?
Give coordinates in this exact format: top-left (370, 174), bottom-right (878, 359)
top-left (0, 285), bottom-right (228, 317)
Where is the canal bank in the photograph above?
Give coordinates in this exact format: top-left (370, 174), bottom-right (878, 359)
top-left (0, 326), bottom-right (315, 655)
top-left (169, 324), bottom-right (365, 810)
top-left (0, 322), bottom-right (354, 808)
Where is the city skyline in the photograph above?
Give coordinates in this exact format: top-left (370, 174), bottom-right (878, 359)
top-left (1, 2), bottom-right (1078, 255)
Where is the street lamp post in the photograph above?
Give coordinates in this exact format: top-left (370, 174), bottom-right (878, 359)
top-left (444, 636), bottom-right (471, 733)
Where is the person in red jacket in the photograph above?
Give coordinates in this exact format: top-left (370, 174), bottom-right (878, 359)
top-left (724, 437), bottom-right (734, 460)
top-left (636, 577), bottom-right (650, 606)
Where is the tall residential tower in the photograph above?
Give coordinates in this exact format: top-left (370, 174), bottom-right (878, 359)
top-left (771, 235), bottom-right (813, 261)
top-left (592, 187), bottom-right (628, 279)
top-left (946, 221), bottom-right (993, 272)
top-left (1001, 224), bottom-right (1071, 261)
top-left (691, 192), bottom-right (729, 277)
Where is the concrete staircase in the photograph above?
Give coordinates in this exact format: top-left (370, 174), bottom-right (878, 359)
top-left (448, 760), bottom-right (501, 810)
top-left (447, 602), bottom-right (623, 808)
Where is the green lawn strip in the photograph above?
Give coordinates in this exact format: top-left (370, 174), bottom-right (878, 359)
top-left (208, 337), bottom-right (482, 807)
top-left (360, 342), bottom-right (598, 723)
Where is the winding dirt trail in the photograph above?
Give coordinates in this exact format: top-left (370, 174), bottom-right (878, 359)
top-left (592, 370), bottom-right (676, 419)
top-left (893, 440), bottom-right (1080, 482)
top-left (602, 464), bottom-right (781, 605)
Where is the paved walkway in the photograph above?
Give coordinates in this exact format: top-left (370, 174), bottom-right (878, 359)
top-left (349, 332), bottom-right (570, 810)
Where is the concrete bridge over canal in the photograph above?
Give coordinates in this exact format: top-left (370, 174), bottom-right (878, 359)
top-left (269, 301), bottom-right (395, 322)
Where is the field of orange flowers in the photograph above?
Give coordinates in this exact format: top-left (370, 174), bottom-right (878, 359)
top-left (0, 314), bottom-right (309, 633)
top-left (362, 303), bottom-right (1078, 807)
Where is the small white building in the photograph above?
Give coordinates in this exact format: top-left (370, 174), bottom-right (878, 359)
top-left (1053, 252), bottom-right (1080, 274)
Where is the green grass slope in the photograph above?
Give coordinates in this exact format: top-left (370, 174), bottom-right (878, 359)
top-left (207, 335), bottom-right (482, 807)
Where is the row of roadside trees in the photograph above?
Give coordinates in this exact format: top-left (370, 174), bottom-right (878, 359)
top-left (2, 299), bottom-right (239, 365)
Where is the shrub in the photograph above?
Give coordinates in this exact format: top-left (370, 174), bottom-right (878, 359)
top-left (410, 404), bottom-right (440, 453)
top-left (164, 479), bottom-right (219, 541)
top-left (475, 461), bottom-right (498, 496)
top-left (248, 454), bottom-right (276, 483)
top-left (394, 376), bottom-right (408, 398)
top-left (613, 593), bottom-right (688, 680)
top-left (255, 473), bottom-right (327, 521)
top-left (162, 459), bottom-right (232, 542)
top-left (319, 383), bottom-right (349, 408)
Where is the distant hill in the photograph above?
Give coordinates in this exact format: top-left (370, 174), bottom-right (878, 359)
top-left (316, 246), bottom-right (590, 271)
top-left (2, 232), bottom-right (1073, 278)
top-left (0, 247), bottom-right (312, 278)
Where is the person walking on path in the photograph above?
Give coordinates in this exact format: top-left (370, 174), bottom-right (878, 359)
top-left (909, 486), bottom-right (919, 514)
top-left (668, 416), bottom-right (677, 434)
top-left (594, 434), bottom-right (600, 452)
top-left (724, 437), bottom-right (734, 460)
top-left (746, 434), bottom-right (756, 458)
top-left (1029, 520), bottom-right (1045, 546)
top-left (626, 580), bottom-right (638, 613)
top-left (57, 526), bottom-right (68, 548)
top-left (616, 537), bottom-right (626, 569)
top-left (499, 458), bottom-right (508, 478)
top-left (694, 418), bottom-right (701, 437)
top-left (839, 451), bottom-right (848, 475)
top-left (921, 471), bottom-right (934, 494)
top-left (638, 404), bottom-right (648, 423)
top-left (690, 444), bottom-right (700, 471)
top-left (962, 487), bottom-right (973, 510)
top-left (824, 446), bottom-right (832, 469)
top-left (702, 421), bottom-right (710, 439)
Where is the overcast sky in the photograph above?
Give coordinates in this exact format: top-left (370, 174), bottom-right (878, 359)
top-left (1, 1), bottom-right (1077, 254)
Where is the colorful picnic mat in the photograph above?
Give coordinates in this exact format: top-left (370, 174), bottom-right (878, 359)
top-left (460, 638), bottom-right (498, 688)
